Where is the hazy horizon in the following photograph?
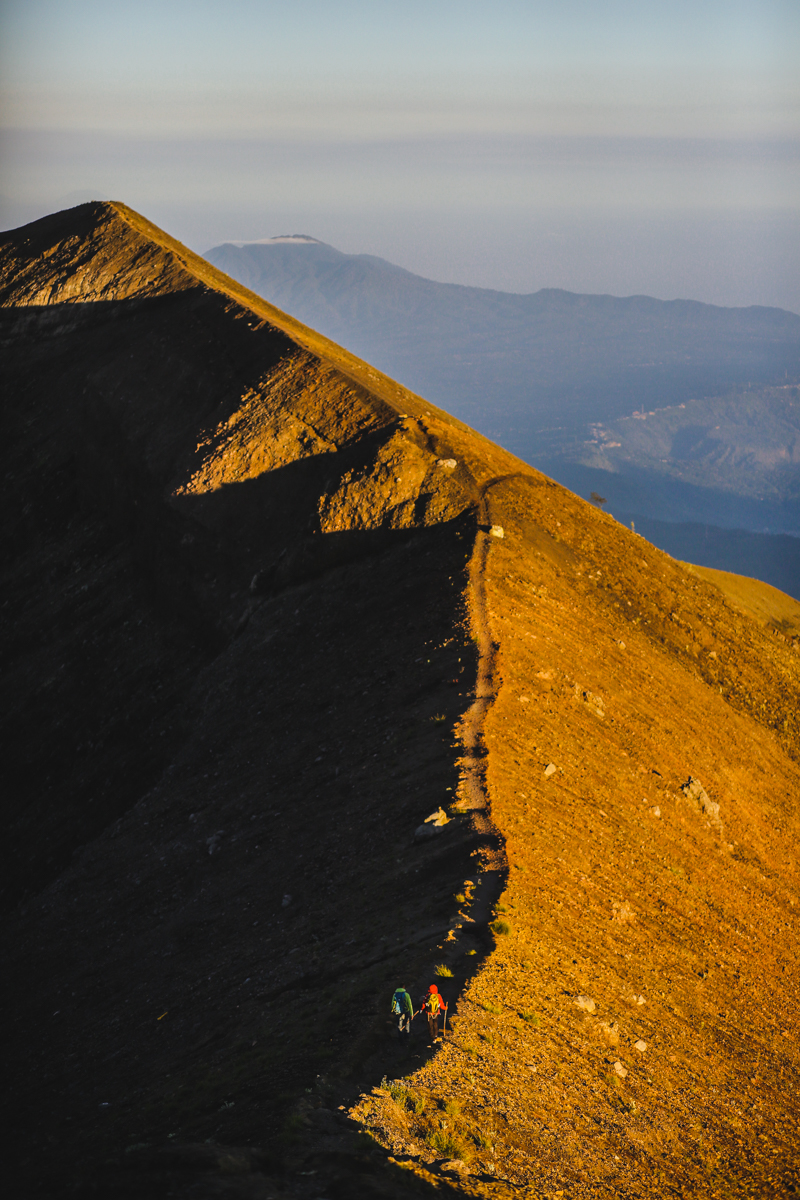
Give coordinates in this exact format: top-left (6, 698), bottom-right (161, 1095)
top-left (2, 0), bottom-right (798, 311)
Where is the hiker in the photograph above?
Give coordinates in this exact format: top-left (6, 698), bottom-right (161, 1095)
top-left (391, 986), bottom-right (414, 1039)
top-left (419, 983), bottom-right (447, 1043)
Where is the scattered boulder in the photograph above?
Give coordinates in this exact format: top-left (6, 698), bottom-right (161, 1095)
top-left (544, 763), bottom-right (557, 778)
top-left (598, 1019), bottom-right (620, 1046)
top-left (575, 995), bottom-right (596, 1014)
top-left (649, 805), bottom-right (661, 818)
top-left (425, 807), bottom-right (449, 826)
top-left (582, 689), bottom-right (605, 718)
top-left (414, 807), bottom-right (451, 841)
top-left (612, 901), bottom-right (636, 925)
top-left (437, 459), bottom-right (457, 470)
top-left (206, 832), bottom-right (224, 856)
top-left (490, 525), bottom-right (504, 538)
top-left (414, 824), bottom-right (444, 841)
top-left (681, 776), bottom-right (722, 831)
top-left (613, 1061), bottom-right (628, 1078)
top-left (634, 1040), bottom-right (647, 1053)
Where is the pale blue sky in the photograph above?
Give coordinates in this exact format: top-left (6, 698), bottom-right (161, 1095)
top-left (1, 0), bottom-right (798, 308)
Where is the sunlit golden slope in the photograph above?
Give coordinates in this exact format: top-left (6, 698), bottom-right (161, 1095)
top-left (686, 563), bottom-right (800, 640)
top-left (359, 478), bottom-right (799, 1197)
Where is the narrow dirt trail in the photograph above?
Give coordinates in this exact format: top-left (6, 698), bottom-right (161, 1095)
top-left (450, 478), bottom-right (530, 928)
top-left (457, 478), bottom-right (529, 825)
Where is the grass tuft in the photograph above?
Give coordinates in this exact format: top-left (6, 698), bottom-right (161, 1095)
top-left (490, 919), bottom-right (510, 936)
top-left (435, 963), bottom-right (454, 977)
top-left (427, 1128), bottom-right (468, 1159)
top-left (520, 1011), bottom-right (540, 1025)
top-left (388, 1082), bottom-right (409, 1106)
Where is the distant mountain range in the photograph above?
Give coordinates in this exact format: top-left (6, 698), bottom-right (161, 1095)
top-left (205, 236), bottom-right (800, 594)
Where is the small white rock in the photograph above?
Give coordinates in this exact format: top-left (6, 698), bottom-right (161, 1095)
top-left (634, 1040), bottom-right (647, 1053)
top-left (575, 995), bottom-right (596, 1013)
top-left (490, 525), bottom-right (504, 538)
top-left (649, 805), bottom-right (661, 817)
top-left (437, 458), bottom-right (457, 469)
top-left (441, 1159), bottom-right (469, 1174)
top-left (634, 994), bottom-right (646, 1006)
top-left (424, 807), bottom-right (450, 826)
top-left (544, 763), bottom-right (557, 778)
top-left (613, 1061), bottom-right (628, 1078)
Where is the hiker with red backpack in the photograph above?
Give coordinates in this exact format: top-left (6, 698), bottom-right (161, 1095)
top-left (419, 983), bottom-right (447, 1043)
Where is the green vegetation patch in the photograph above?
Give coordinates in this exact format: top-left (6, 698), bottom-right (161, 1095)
top-left (426, 1128), bottom-right (469, 1159)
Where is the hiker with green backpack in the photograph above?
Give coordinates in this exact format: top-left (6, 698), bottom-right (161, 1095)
top-left (390, 986), bottom-right (414, 1039)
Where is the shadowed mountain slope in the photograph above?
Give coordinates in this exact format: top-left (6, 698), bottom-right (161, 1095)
top-left (2, 204), bottom-right (799, 1199)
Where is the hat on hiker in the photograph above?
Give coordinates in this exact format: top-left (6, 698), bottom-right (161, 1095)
top-left (429, 983), bottom-right (438, 993)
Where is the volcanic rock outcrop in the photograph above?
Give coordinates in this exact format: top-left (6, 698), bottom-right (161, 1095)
top-left (2, 203), bottom-right (799, 1199)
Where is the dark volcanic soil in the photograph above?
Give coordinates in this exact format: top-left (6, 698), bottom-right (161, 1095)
top-left (1, 202), bottom-right (507, 1198)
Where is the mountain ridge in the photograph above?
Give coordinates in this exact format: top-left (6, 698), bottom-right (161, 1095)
top-left (210, 236), bottom-right (800, 315)
top-left (204, 236), bottom-right (800, 586)
top-left (2, 202), bottom-right (799, 1199)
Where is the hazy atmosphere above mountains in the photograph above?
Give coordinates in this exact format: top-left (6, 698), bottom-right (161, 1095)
top-left (2, 0), bottom-right (799, 310)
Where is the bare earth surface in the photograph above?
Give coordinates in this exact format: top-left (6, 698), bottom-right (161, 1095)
top-left (685, 564), bottom-right (800, 639)
top-left (1, 203), bottom-right (798, 1199)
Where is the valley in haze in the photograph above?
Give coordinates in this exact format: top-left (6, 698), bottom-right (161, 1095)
top-left (205, 238), bottom-right (800, 598)
top-left (2, 203), bottom-right (799, 1200)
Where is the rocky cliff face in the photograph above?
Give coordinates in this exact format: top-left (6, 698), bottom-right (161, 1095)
top-left (2, 204), bottom-right (799, 1199)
